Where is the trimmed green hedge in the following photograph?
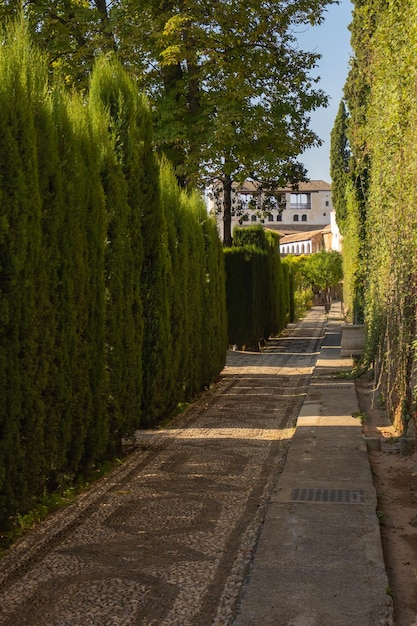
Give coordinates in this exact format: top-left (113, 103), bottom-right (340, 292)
top-left (224, 226), bottom-right (292, 348)
top-left (0, 26), bottom-right (227, 531)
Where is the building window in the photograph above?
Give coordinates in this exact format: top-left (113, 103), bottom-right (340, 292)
top-left (325, 200), bottom-right (329, 207)
top-left (290, 193), bottom-right (311, 210)
top-left (268, 213), bottom-right (274, 222)
top-left (251, 215), bottom-right (257, 222)
top-left (264, 194), bottom-right (284, 211)
top-left (301, 214), bottom-right (307, 222)
top-left (238, 193), bottom-right (257, 210)
top-left (277, 214), bottom-right (282, 222)
top-left (242, 214), bottom-right (249, 222)
top-left (293, 214), bottom-right (299, 222)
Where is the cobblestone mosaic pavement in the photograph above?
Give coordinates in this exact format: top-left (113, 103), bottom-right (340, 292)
top-left (0, 308), bottom-right (326, 626)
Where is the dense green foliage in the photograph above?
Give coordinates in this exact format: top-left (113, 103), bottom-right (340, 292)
top-left (304, 251), bottom-right (343, 292)
top-left (330, 100), bottom-right (350, 235)
top-left (224, 226), bottom-right (292, 349)
top-left (362, 0), bottom-right (417, 432)
top-left (334, 0), bottom-right (381, 324)
top-left (304, 250), bottom-right (343, 312)
top-left (0, 26), bottom-right (227, 532)
top-left (337, 0), bottom-right (417, 433)
top-left (339, 180), bottom-right (361, 323)
top-left (282, 255), bottom-right (313, 320)
top-left (89, 57), bottom-right (146, 439)
top-left (0, 1), bottom-right (337, 246)
top-left (0, 1), bottom-right (116, 87)
top-left (131, 0), bottom-right (337, 244)
top-left (283, 251), bottom-right (342, 318)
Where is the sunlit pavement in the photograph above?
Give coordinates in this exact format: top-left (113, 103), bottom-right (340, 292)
top-left (234, 305), bottom-right (393, 626)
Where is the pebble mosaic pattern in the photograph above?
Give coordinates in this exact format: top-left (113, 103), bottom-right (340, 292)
top-left (0, 309), bottom-right (326, 625)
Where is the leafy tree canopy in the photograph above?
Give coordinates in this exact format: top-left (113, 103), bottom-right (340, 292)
top-left (117, 0), bottom-right (338, 207)
top-left (283, 254), bottom-right (310, 291)
top-left (1, 0), bottom-right (338, 244)
top-left (0, 1), bottom-right (116, 87)
top-left (304, 250), bottom-right (343, 290)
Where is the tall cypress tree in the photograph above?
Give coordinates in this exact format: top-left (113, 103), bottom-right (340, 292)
top-left (89, 57), bottom-right (145, 435)
top-left (57, 95), bottom-right (96, 475)
top-left (46, 88), bottom-right (85, 476)
top-left (330, 100), bottom-right (350, 235)
top-left (0, 21), bottom-right (45, 520)
top-left (159, 158), bottom-right (185, 409)
top-left (342, 0), bottom-right (383, 322)
top-left (199, 202), bottom-right (227, 386)
top-left (71, 97), bottom-right (108, 471)
top-left (136, 94), bottom-right (173, 424)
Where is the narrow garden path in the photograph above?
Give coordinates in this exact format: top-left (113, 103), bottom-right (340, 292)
top-left (0, 308), bottom-right (326, 626)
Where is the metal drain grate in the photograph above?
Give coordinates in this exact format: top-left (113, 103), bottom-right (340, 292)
top-left (310, 384), bottom-right (353, 389)
top-left (290, 488), bottom-right (367, 504)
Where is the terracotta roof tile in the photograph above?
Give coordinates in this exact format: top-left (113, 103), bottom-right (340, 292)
top-left (278, 228), bottom-right (326, 244)
top-left (234, 180), bottom-right (331, 193)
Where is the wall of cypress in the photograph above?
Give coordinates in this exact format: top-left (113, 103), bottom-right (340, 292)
top-left (224, 226), bottom-right (292, 349)
top-left (89, 58), bottom-right (146, 438)
top-left (199, 199), bottom-right (228, 385)
top-left (356, 0), bottom-right (417, 432)
top-left (341, 0), bottom-right (417, 433)
top-left (0, 28), bottom-right (227, 532)
top-left (0, 23), bottom-right (45, 521)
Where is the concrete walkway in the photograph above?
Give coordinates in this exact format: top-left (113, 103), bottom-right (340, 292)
top-left (235, 305), bottom-right (394, 626)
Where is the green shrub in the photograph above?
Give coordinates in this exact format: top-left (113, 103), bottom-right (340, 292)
top-left (224, 226), bottom-right (292, 348)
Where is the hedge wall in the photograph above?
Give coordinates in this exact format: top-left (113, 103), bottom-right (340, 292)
top-left (224, 226), bottom-right (292, 349)
top-left (0, 25), bottom-right (227, 531)
top-left (342, 0), bottom-right (417, 433)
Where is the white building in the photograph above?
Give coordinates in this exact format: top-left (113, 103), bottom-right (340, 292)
top-left (209, 179), bottom-right (341, 254)
top-left (278, 199), bottom-right (342, 256)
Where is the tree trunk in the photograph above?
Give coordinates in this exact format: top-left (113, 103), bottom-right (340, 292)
top-left (185, 57), bottom-right (201, 189)
top-left (223, 174), bottom-right (233, 247)
top-left (94, 0), bottom-right (117, 51)
top-left (161, 62), bottom-right (187, 188)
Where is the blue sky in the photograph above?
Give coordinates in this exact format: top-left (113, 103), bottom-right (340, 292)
top-left (297, 0), bottom-right (353, 182)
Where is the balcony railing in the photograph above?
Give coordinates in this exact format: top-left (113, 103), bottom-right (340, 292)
top-left (290, 201), bottom-right (311, 210)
